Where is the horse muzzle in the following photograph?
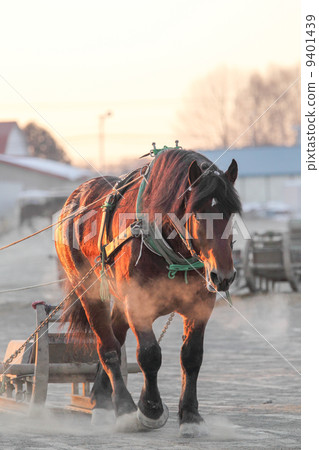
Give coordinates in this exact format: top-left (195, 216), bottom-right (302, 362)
top-left (205, 266), bottom-right (236, 292)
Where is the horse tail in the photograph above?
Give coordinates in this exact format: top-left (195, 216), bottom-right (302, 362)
top-left (59, 276), bottom-right (96, 348)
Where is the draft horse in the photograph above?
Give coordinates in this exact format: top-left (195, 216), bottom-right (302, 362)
top-left (55, 148), bottom-right (241, 436)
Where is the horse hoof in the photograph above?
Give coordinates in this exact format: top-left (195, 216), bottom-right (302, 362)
top-left (91, 408), bottom-right (114, 427)
top-left (179, 422), bottom-right (208, 438)
top-left (115, 411), bottom-right (147, 433)
top-left (137, 403), bottom-right (169, 429)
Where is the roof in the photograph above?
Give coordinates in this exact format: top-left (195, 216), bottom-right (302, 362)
top-left (0, 121), bottom-right (16, 154)
top-left (18, 189), bottom-right (71, 200)
top-left (199, 146), bottom-right (301, 177)
top-left (0, 154), bottom-right (94, 181)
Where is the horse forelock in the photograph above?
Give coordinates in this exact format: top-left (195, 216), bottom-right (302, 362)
top-left (190, 168), bottom-right (242, 217)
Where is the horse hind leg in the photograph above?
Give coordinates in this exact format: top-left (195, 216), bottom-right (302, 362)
top-left (81, 297), bottom-right (137, 427)
top-left (90, 364), bottom-right (113, 426)
top-left (91, 303), bottom-right (130, 426)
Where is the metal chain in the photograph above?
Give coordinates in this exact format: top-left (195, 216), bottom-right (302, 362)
top-left (2, 261), bottom-right (101, 367)
top-left (157, 312), bottom-right (175, 344)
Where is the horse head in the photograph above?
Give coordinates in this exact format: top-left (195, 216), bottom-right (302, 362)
top-left (186, 158), bottom-right (241, 293)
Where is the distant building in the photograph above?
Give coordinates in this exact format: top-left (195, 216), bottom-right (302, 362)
top-left (0, 121), bottom-right (95, 227)
top-left (0, 121), bottom-right (29, 156)
top-left (199, 146), bottom-right (300, 213)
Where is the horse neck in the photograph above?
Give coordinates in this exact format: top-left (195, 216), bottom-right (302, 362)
top-left (145, 167), bottom-right (193, 259)
top-left (161, 214), bottom-right (193, 258)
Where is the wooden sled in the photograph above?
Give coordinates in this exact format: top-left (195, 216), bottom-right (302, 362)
top-left (0, 303), bottom-right (140, 414)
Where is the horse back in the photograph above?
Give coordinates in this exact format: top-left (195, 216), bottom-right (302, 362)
top-left (55, 175), bottom-right (119, 279)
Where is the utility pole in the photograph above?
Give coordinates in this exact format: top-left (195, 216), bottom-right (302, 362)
top-left (99, 111), bottom-right (112, 170)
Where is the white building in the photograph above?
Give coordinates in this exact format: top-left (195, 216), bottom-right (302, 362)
top-left (0, 122), bottom-right (94, 228)
top-left (199, 146), bottom-right (300, 214)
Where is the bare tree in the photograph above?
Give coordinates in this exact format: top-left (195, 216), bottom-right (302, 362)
top-left (234, 65), bottom-right (300, 147)
top-left (176, 66), bottom-right (244, 149)
top-left (177, 65), bottom-right (300, 149)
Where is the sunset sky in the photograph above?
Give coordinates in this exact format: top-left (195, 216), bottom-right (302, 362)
top-left (0, 0), bottom-right (300, 169)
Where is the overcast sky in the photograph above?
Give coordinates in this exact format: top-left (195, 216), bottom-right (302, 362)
top-left (0, 0), bottom-right (300, 168)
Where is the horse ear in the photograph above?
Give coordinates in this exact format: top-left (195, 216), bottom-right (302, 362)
top-left (225, 159), bottom-right (238, 184)
top-left (188, 160), bottom-right (202, 187)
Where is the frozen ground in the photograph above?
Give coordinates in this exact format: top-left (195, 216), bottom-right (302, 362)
top-left (0, 220), bottom-right (301, 449)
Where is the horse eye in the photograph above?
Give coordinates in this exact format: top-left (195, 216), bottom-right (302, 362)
top-left (230, 240), bottom-right (236, 250)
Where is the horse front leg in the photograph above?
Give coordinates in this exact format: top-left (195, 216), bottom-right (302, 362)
top-left (179, 317), bottom-right (208, 437)
top-left (126, 302), bottom-right (169, 429)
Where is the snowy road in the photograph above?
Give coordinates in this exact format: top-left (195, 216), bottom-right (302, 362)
top-left (0, 220), bottom-right (300, 449)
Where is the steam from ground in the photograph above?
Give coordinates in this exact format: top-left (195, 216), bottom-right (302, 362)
top-left (0, 410), bottom-right (244, 441)
top-left (204, 415), bottom-right (244, 440)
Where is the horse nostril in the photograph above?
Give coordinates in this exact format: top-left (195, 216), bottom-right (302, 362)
top-left (210, 271), bottom-right (219, 285)
top-left (210, 270), bottom-right (236, 290)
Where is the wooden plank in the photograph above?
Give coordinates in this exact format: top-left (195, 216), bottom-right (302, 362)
top-left (49, 374), bottom-right (96, 383)
top-left (0, 363), bottom-right (34, 375)
top-left (0, 396), bottom-right (29, 412)
top-left (70, 394), bottom-right (95, 410)
top-left (127, 362), bottom-right (141, 373)
top-left (30, 305), bottom-right (50, 407)
top-left (82, 381), bottom-right (90, 396)
top-left (72, 383), bottom-right (79, 395)
top-left (0, 363), bottom-right (98, 377)
top-left (64, 404), bottom-right (93, 415)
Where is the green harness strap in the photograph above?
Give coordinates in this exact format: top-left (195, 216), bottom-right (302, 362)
top-left (136, 145), bottom-right (204, 283)
top-left (167, 261), bottom-right (206, 284)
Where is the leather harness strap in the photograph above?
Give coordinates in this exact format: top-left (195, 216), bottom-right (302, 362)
top-left (98, 169), bottom-right (144, 267)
